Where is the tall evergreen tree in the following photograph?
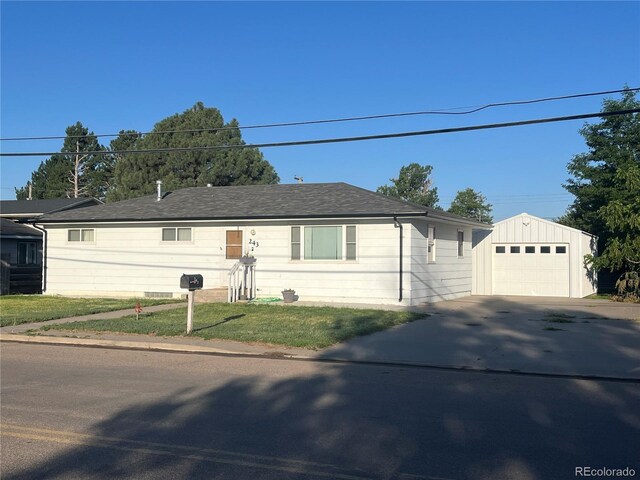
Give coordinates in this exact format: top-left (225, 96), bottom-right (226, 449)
top-left (377, 163), bottom-right (439, 208)
top-left (15, 122), bottom-right (107, 200)
top-left (104, 130), bottom-right (141, 201)
top-left (108, 103), bottom-right (279, 201)
top-left (448, 188), bottom-right (493, 223)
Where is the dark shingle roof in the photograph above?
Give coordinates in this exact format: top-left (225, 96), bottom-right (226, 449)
top-left (38, 183), bottom-right (488, 226)
top-left (0, 218), bottom-right (42, 238)
top-left (0, 198), bottom-right (101, 217)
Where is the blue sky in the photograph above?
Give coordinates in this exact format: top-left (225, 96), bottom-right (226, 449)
top-left (1, 1), bottom-right (638, 221)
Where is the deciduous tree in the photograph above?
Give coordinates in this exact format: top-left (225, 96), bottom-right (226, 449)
top-left (448, 188), bottom-right (493, 223)
top-left (377, 163), bottom-right (439, 208)
top-left (561, 88), bottom-right (640, 295)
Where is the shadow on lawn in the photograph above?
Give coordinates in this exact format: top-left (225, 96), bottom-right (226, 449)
top-left (191, 314), bottom-right (246, 333)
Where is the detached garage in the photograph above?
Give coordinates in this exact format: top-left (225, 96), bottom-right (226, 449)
top-left (472, 213), bottom-right (597, 298)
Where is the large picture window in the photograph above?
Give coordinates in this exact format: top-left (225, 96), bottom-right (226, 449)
top-left (305, 226), bottom-right (342, 260)
top-left (291, 225), bottom-right (356, 261)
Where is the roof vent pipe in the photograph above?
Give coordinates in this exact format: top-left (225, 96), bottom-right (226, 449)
top-left (156, 180), bottom-right (163, 201)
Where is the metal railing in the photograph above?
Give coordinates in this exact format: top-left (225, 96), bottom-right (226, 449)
top-left (228, 260), bottom-right (256, 303)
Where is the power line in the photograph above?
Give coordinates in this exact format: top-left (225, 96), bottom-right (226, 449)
top-left (1, 108), bottom-right (637, 158)
top-left (1, 87), bottom-right (637, 142)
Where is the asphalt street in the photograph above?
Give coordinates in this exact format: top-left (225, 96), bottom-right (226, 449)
top-left (1, 343), bottom-right (639, 480)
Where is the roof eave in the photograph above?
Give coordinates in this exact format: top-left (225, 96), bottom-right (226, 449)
top-left (36, 212), bottom-right (429, 225)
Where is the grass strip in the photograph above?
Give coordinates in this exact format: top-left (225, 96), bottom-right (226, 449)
top-left (38, 303), bottom-right (425, 349)
top-left (0, 295), bottom-right (181, 327)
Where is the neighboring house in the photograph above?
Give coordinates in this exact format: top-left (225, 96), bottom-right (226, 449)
top-left (0, 198), bottom-right (102, 294)
top-left (472, 213), bottom-right (597, 298)
top-left (37, 183), bottom-right (489, 306)
top-left (0, 198), bottom-right (102, 220)
top-left (0, 218), bottom-right (43, 294)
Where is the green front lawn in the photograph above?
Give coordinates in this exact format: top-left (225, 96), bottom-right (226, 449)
top-left (37, 303), bottom-right (425, 349)
top-left (0, 295), bottom-right (182, 327)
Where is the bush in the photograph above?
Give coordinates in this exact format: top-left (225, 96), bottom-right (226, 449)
top-left (613, 272), bottom-right (640, 302)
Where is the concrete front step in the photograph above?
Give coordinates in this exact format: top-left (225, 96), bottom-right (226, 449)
top-left (195, 287), bottom-right (229, 303)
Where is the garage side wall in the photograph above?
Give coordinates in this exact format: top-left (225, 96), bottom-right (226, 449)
top-left (472, 230), bottom-right (492, 295)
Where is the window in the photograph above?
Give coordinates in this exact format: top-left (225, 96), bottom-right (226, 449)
top-left (525, 246), bottom-right (535, 254)
top-left (346, 226), bottom-right (357, 260)
top-left (162, 227), bottom-right (191, 242)
top-left (541, 246), bottom-right (551, 254)
top-left (457, 231), bottom-right (464, 257)
top-left (292, 226), bottom-right (356, 261)
top-left (68, 229), bottom-right (94, 242)
top-left (427, 226), bottom-right (436, 262)
top-left (495, 246), bottom-right (506, 253)
top-left (291, 227), bottom-right (301, 260)
top-left (17, 242), bottom-right (37, 265)
top-left (556, 246), bottom-right (567, 254)
top-left (305, 226), bottom-right (342, 260)
top-left (226, 230), bottom-right (243, 259)
top-left (510, 246), bottom-right (520, 254)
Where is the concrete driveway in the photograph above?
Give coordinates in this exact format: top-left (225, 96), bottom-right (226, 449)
top-left (319, 296), bottom-right (640, 379)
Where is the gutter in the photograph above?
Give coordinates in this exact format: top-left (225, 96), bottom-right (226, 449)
top-left (36, 212), bottom-right (427, 225)
top-left (393, 216), bottom-right (403, 302)
top-left (30, 222), bottom-right (47, 293)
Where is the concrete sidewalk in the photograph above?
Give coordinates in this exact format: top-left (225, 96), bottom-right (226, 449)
top-left (1, 296), bottom-right (639, 380)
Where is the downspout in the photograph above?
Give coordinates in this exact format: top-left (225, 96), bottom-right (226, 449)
top-left (31, 222), bottom-right (47, 293)
top-left (393, 217), bottom-right (403, 302)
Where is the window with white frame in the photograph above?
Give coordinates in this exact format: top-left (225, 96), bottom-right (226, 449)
top-left (68, 229), bottom-right (94, 242)
top-left (291, 227), bottom-right (301, 260)
top-left (291, 225), bottom-right (356, 260)
top-left (457, 230), bottom-right (464, 257)
top-left (345, 226), bottom-right (356, 260)
top-left (427, 225), bottom-right (436, 263)
top-left (162, 227), bottom-right (192, 242)
top-left (17, 242), bottom-right (37, 265)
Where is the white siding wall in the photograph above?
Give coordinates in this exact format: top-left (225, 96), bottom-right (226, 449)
top-left (409, 220), bottom-right (474, 303)
top-left (472, 213), bottom-right (597, 298)
top-left (46, 223), bottom-right (223, 298)
top-left (45, 219), bottom-right (416, 305)
top-left (472, 230), bottom-right (492, 296)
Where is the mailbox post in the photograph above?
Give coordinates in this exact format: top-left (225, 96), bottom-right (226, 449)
top-left (180, 274), bottom-right (203, 334)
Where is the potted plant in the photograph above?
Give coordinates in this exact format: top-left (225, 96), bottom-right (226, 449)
top-left (282, 288), bottom-right (296, 303)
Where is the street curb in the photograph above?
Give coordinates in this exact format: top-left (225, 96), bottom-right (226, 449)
top-left (2, 333), bottom-right (639, 383)
top-left (0, 334), bottom-right (244, 356)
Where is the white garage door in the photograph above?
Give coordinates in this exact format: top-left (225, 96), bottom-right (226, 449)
top-left (492, 244), bottom-right (570, 297)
